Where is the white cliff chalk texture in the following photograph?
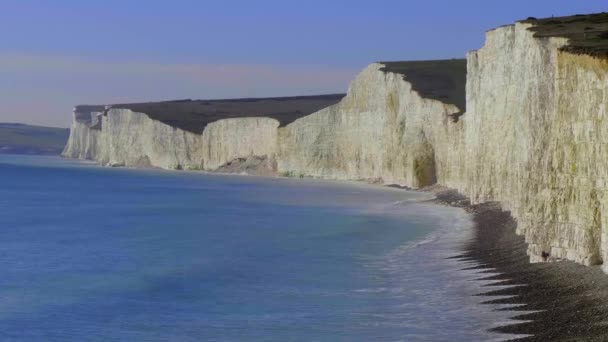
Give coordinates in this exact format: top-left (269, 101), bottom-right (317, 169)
top-left (64, 110), bottom-right (284, 172)
top-left (461, 22), bottom-right (608, 268)
top-left (277, 62), bottom-right (465, 188)
top-left (63, 15), bottom-right (608, 270)
top-left (63, 96), bottom-right (343, 172)
top-left (64, 107), bottom-right (208, 169)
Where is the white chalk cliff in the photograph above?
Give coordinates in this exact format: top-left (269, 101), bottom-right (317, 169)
top-left (64, 20), bottom-right (608, 270)
top-left (64, 108), bottom-right (281, 171)
top-left (461, 23), bottom-right (608, 268)
top-left (277, 62), bottom-right (463, 188)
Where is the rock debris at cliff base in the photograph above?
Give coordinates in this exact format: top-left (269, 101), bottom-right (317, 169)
top-left (433, 189), bottom-right (608, 341)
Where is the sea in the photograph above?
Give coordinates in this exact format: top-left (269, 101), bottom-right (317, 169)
top-left (0, 154), bottom-right (522, 341)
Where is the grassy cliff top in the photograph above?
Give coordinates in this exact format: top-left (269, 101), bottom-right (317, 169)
top-left (521, 12), bottom-right (608, 57)
top-left (74, 105), bottom-right (106, 113)
top-left (379, 59), bottom-right (467, 111)
top-left (86, 94), bottom-right (344, 134)
top-left (0, 123), bottom-right (69, 155)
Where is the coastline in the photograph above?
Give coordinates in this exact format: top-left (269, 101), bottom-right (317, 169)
top-left (31, 154), bottom-right (608, 340)
top-left (158, 161), bottom-right (608, 340)
top-left (1, 154), bottom-right (511, 341)
top-left (430, 187), bottom-right (608, 341)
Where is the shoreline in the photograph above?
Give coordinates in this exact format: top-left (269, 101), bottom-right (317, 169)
top-left (430, 187), bottom-right (608, 341)
top-left (23, 155), bottom-right (608, 339)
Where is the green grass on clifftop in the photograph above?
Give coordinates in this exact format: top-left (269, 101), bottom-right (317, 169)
top-left (521, 12), bottom-right (608, 57)
top-left (0, 123), bottom-right (69, 155)
top-left (379, 59), bottom-right (467, 111)
top-left (109, 94), bottom-right (345, 134)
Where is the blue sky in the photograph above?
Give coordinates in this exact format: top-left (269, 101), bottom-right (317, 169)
top-left (1, 0), bottom-right (606, 127)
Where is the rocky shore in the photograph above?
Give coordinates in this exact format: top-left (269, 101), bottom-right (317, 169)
top-left (431, 188), bottom-right (608, 341)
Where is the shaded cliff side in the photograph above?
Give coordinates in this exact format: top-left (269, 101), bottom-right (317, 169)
top-left (460, 17), bottom-right (608, 268)
top-left (63, 13), bottom-right (608, 270)
top-left (277, 60), bottom-right (465, 188)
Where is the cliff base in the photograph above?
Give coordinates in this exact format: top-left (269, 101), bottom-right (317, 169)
top-left (431, 189), bottom-right (608, 341)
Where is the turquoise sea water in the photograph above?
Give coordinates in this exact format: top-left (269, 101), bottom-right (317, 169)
top-left (0, 155), bottom-right (516, 341)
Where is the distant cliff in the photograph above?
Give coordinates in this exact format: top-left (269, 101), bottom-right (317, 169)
top-left (0, 123), bottom-right (69, 155)
top-left (62, 95), bottom-right (344, 171)
top-left (63, 13), bottom-right (608, 271)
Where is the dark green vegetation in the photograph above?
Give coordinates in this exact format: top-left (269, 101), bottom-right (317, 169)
top-left (74, 105), bottom-right (106, 112)
top-left (0, 123), bottom-right (69, 155)
top-left (107, 95), bottom-right (345, 134)
top-left (522, 12), bottom-right (608, 57)
top-left (379, 59), bottom-right (467, 111)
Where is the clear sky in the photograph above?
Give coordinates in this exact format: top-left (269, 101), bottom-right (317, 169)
top-left (1, 0), bottom-right (606, 127)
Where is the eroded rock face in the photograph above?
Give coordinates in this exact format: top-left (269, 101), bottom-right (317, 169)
top-left (552, 52), bottom-right (608, 269)
top-left (460, 23), bottom-right (570, 262)
top-left (63, 110), bottom-right (104, 161)
top-left (460, 22), bottom-right (608, 268)
top-left (277, 63), bottom-right (464, 188)
top-left (63, 109), bottom-right (280, 172)
top-left (201, 118), bottom-right (279, 171)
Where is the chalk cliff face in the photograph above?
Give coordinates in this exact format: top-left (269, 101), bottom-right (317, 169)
top-left (63, 96), bottom-right (343, 172)
top-left (201, 118), bottom-right (279, 170)
top-left (63, 16), bottom-right (608, 270)
top-left (63, 109), bottom-right (104, 161)
top-left (460, 22), bottom-right (608, 268)
top-left (63, 108), bottom-right (280, 171)
top-left (460, 23), bottom-right (571, 261)
top-left (552, 52), bottom-right (608, 269)
top-left (277, 63), bottom-right (464, 188)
